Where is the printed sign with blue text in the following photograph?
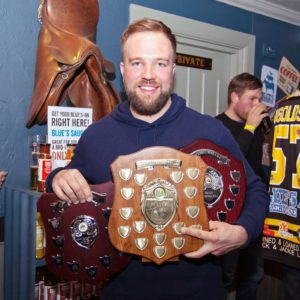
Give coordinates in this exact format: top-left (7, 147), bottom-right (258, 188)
top-left (48, 106), bottom-right (92, 169)
top-left (260, 65), bottom-right (278, 107)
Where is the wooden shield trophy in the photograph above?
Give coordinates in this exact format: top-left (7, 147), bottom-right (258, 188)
top-left (181, 139), bottom-right (246, 223)
top-left (109, 146), bottom-right (209, 265)
top-left (37, 181), bottom-right (131, 284)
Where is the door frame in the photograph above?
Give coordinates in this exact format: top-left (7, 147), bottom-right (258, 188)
top-left (129, 4), bottom-right (255, 80)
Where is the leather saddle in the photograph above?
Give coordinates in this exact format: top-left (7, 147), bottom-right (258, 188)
top-left (26, 0), bottom-right (120, 128)
top-left (37, 181), bottom-right (131, 284)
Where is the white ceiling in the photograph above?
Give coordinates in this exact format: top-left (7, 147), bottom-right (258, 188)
top-left (268, 0), bottom-right (300, 12)
top-left (217, 0), bottom-right (300, 26)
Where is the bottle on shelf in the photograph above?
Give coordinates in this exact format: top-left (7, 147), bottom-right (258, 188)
top-left (44, 268), bottom-right (58, 300)
top-left (35, 266), bottom-right (46, 300)
top-left (36, 211), bottom-right (45, 260)
top-left (69, 281), bottom-right (81, 300)
top-left (34, 271), bottom-right (39, 300)
top-left (29, 134), bottom-right (47, 190)
top-left (65, 143), bottom-right (77, 165)
top-left (37, 143), bottom-right (52, 192)
top-left (56, 278), bottom-right (70, 300)
top-left (81, 283), bottom-right (93, 299)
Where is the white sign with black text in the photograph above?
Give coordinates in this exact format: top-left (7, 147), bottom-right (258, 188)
top-left (47, 106), bottom-right (92, 169)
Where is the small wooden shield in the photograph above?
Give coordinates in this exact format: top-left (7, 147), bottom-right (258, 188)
top-left (109, 146), bottom-right (209, 265)
top-left (181, 139), bottom-right (246, 223)
top-left (37, 181), bottom-right (131, 284)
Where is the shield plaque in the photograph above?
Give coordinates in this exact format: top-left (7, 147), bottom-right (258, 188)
top-left (37, 181), bottom-right (131, 284)
top-left (109, 146), bottom-right (209, 265)
top-left (181, 139), bottom-right (246, 223)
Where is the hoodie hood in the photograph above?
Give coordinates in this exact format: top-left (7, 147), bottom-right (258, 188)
top-left (110, 93), bottom-right (186, 127)
top-left (109, 94), bottom-right (186, 148)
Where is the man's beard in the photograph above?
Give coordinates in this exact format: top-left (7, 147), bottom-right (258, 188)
top-left (125, 81), bottom-right (172, 116)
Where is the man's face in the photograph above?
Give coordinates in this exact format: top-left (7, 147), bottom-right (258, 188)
top-left (233, 88), bottom-right (262, 121)
top-left (120, 31), bottom-right (176, 117)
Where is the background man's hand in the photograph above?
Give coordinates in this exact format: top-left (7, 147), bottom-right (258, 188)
top-left (0, 170), bottom-right (8, 188)
top-left (181, 220), bottom-right (248, 258)
top-left (246, 103), bottom-right (269, 129)
top-left (52, 169), bottom-right (92, 204)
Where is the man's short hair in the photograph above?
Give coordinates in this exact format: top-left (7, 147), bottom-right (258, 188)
top-left (121, 18), bottom-right (177, 61)
top-left (227, 72), bottom-right (262, 104)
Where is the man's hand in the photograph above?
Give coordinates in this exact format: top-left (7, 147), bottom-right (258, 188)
top-left (0, 170), bottom-right (8, 188)
top-left (181, 220), bottom-right (248, 258)
top-left (52, 169), bottom-right (93, 204)
top-left (246, 103), bottom-right (269, 130)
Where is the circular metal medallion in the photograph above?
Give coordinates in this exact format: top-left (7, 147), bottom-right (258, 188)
top-left (70, 215), bottom-right (98, 249)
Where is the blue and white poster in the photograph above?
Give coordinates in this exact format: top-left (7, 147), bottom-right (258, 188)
top-left (48, 106), bottom-right (92, 169)
top-left (261, 65), bottom-right (278, 107)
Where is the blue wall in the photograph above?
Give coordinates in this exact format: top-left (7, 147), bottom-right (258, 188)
top-left (1, 0), bottom-right (300, 213)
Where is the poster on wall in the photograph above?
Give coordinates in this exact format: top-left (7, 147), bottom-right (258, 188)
top-left (47, 106), bottom-right (93, 169)
top-left (277, 56), bottom-right (300, 95)
top-left (260, 65), bottom-right (278, 107)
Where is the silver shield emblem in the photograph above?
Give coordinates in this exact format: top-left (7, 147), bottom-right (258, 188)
top-left (186, 206), bottom-right (200, 219)
top-left (153, 233), bottom-right (167, 245)
top-left (118, 226), bottom-right (131, 238)
top-left (225, 198), bottom-right (235, 211)
top-left (184, 186), bottom-right (197, 199)
top-left (173, 222), bottom-right (185, 235)
top-left (230, 184), bottom-right (240, 196)
top-left (70, 215), bottom-right (98, 249)
top-left (133, 221), bottom-right (147, 233)
top-left (135, 238), bottom-right (148, 250)
top-left (153, 246), bottom-right (166, 258)
top-left (172, 237), bottom-right (185, 249)
top-left (170, 171), bottom-right (184, 183)
top-left (121, 187), bottom-right (134, 200)
top-left (186, 168), bottom-right (200, 180)
top-left (119, 207), bottom-right (133, 220)
top-left (204, 167), bottom-right (223, 207)
top-left (141, 178), bottom-right (178, 231)
top-left (230, 170), bottom-right (241, 182)
top-left (119, 168), bottom-right (132, 181)
top-left (134, 173), bottom-right (147, 186)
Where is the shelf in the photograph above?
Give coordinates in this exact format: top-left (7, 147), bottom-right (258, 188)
top-left (36, 258), bottom-right (46, 268)
top-left (3, 186), bottom-right (42, 300)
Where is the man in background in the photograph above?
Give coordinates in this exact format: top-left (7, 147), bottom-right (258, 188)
top-left (0, 171), bottom-right (8, 189)
top-left (216, 72), bottom-right (270, 300)
top-left (262, 90), bottom-right (300, 300)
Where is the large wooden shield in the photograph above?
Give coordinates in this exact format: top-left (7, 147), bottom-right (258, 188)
top-left (109, 146), bottom-right (209, 265)
top-left (37, 181), bottom-right (131, 284)
top-left (181, 139), bottom-right (246, 223)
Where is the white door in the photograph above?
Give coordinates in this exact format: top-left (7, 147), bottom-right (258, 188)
top-left (130, 4), bottom-right (255, 117)
top-left (174, 45), bottom-right (231, 116)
